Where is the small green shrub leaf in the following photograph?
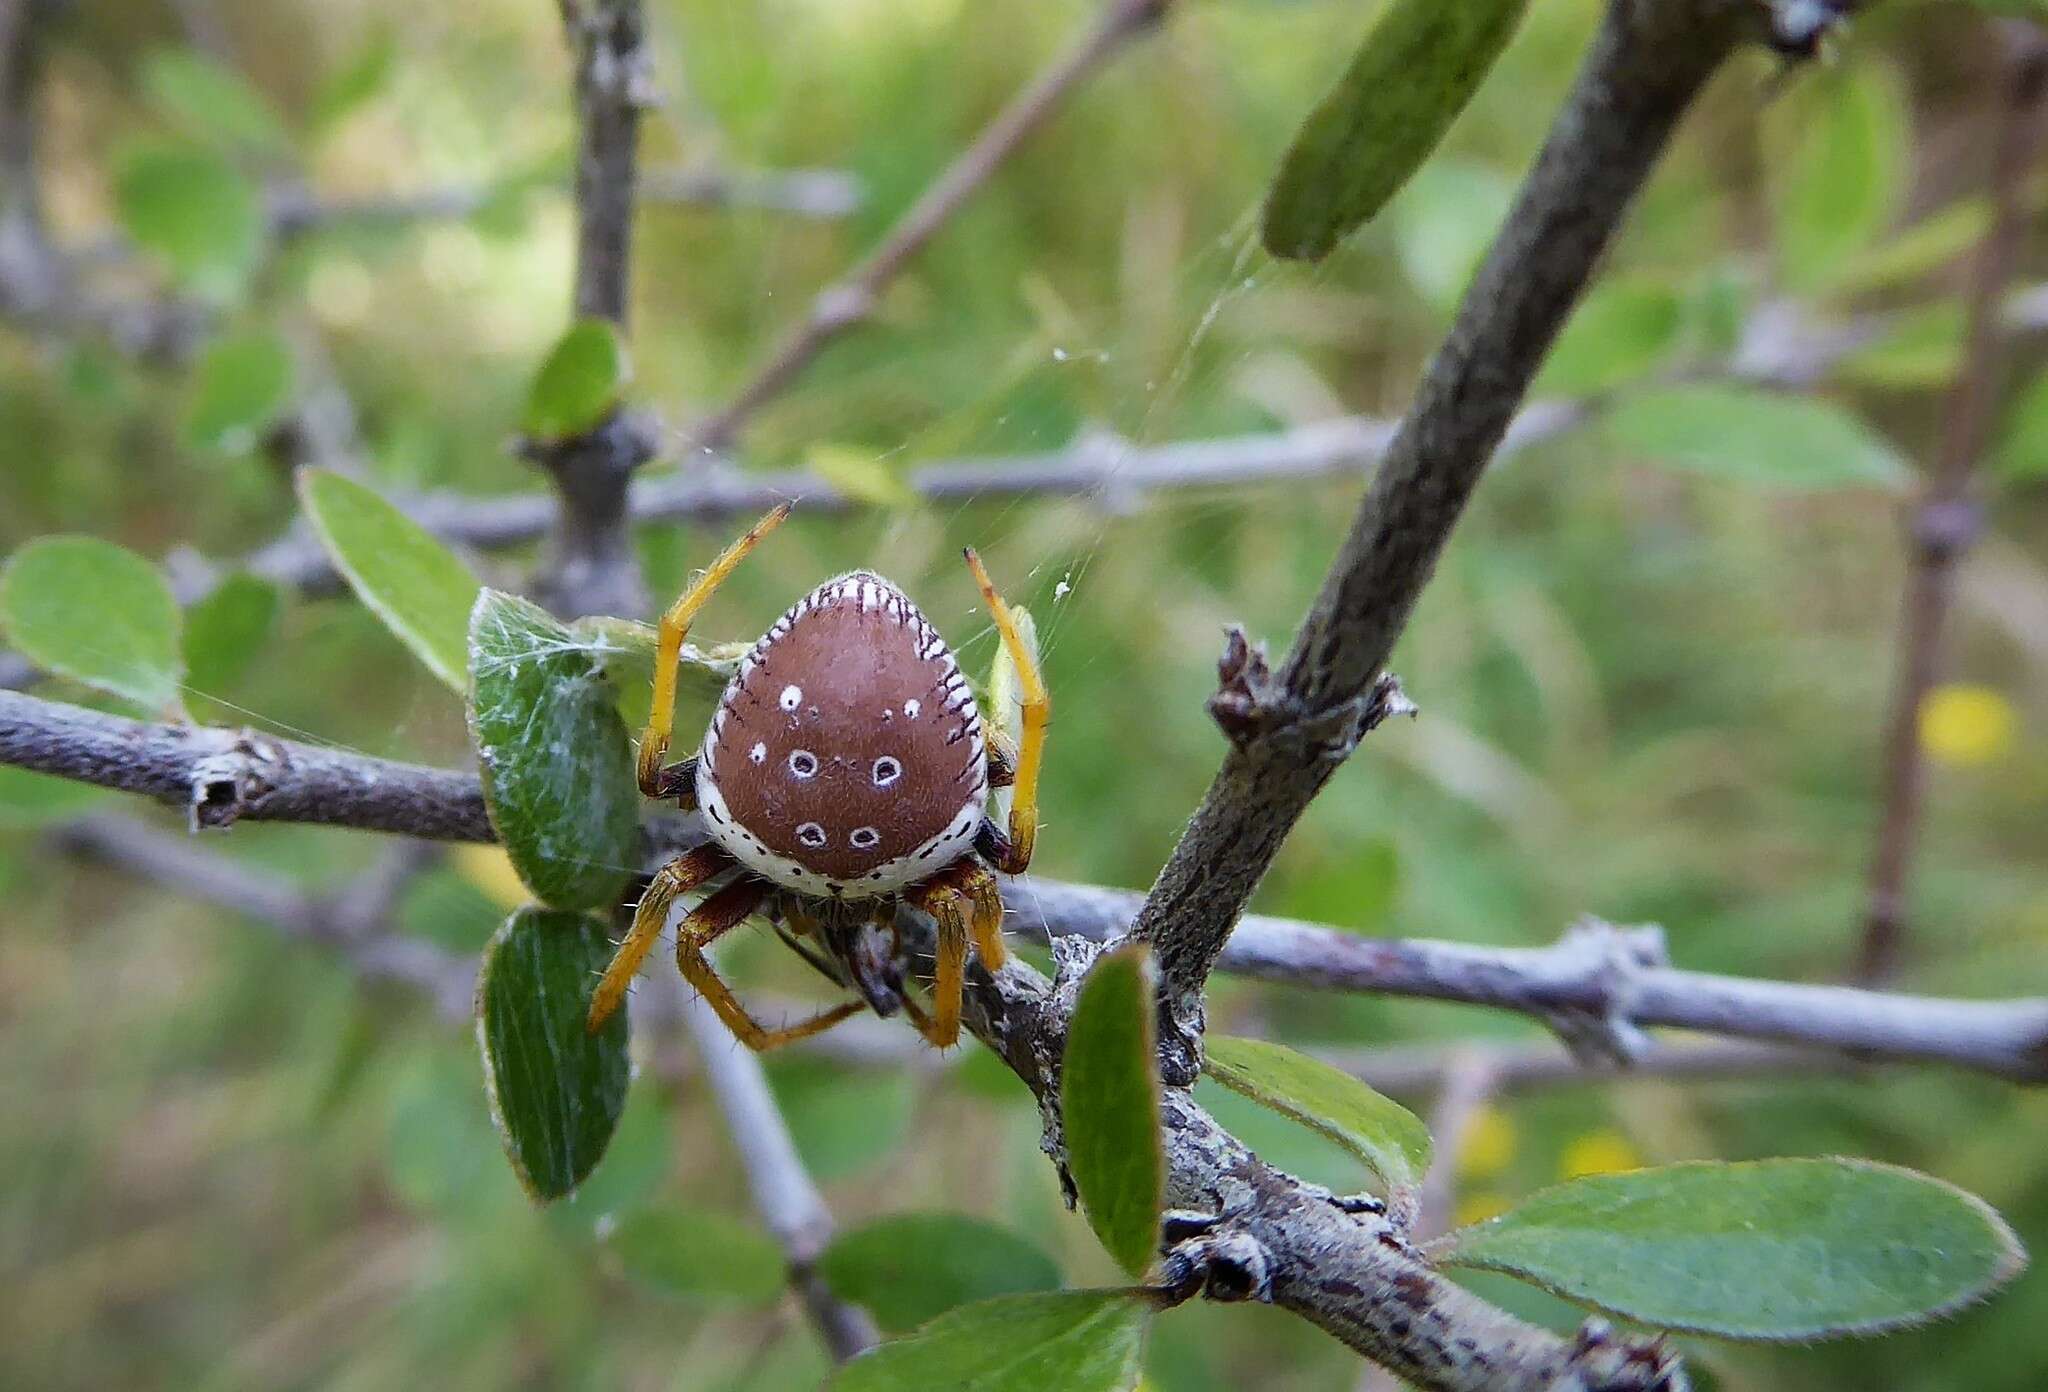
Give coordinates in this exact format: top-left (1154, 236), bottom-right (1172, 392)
top-left (475, 906), bottom-right (631, 1202)
top-left (565, 614), bottom-right (741, 732)
top-left (1203, 1035), bottom-right (1431, 1193)
top-left (298, 468), bottom-right (481, 693)
top-left (468, 590), bottom-right (640, 911)
top-left (1062, 946), bottom-right (1163, 1279)
top-left (311, 27), bottom-right (396, 135)
top-left (523, 319), bottom-right (629, 441)
top-left (1262, 0), bottom-right (1530, 262)
top-left (821, 1214), bottom-right (1064, 1333)
top-left (1604, 386), bottom-right (1908, 490)
top-left (828, 1290), bottom-right (1151, 1392)
top-left (1439, 1158), bottom-right (2027, 1341)
top-left (183, 572), bottom-right (281, 702)
top-left (142, 48), bottom-right (293, 156)
top-left (183, 329), bottom-right (295, 454)
top-left (113, 144), bottom-right (262, 301)
top-left (807, 443), bottom-right (920, 509)
top-left (607, 1207), bottom-right (785, 1303)
top-left (1535, 279), bottom-right (1683, 397)
top-left (1994, 369), bottom-right (2048, 482)
top-left (1776, 65), bottom-right (1907, 293)
top-left (0, 536), bottom-right (184, 715)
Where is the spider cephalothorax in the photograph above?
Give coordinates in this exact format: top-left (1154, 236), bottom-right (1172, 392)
top-left (584, 505), bottom-right (1047, 1050)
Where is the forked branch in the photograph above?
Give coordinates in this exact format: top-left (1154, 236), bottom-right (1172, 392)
top-left (1126, 0), bottom-right (1758, 1080)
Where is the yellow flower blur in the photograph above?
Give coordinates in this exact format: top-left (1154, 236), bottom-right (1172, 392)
top-left (1559, 1128), bottom-right (1644, 1180)
top-left (1456, 1104), bottom-right (1517, 1180)
top-left (453, 844), bottom-right (531, 911)
top-left (1918, 684), bottom-right (2017, 768)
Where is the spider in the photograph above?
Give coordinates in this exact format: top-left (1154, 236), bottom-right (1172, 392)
top-left (583, 503), bottom-right (1048, 1050)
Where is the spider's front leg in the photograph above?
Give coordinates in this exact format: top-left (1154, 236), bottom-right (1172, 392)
top-left (587, 843), bottom-right (735, 1032)
top-left (963, 549), bottom-right (1049, 876)
top-left (677, 879), bottom-right (864, 1051)
top-left (638, 503), bottom-right (791, 797)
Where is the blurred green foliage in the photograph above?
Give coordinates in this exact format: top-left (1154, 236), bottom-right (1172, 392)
top-left (4, 0), bottom-right (2048, 1388)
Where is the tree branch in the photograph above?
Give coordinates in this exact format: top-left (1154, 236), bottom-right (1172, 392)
top-left (1856, 23), bottom-right (2048, 983)
top-left (1126, 0), bottom-right (1755, 1080)
top-left (665, 978), bottom-right (880, 1360)
top-left (0, 689), bottom-right (493, 840)
top-left (685, 0), bottom-right (1174, 454)
top-left (8, 686), bottom-right (2043, 1084)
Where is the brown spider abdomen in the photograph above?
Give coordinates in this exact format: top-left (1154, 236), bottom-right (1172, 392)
top-left (696, 572), bottom-right (988, 897)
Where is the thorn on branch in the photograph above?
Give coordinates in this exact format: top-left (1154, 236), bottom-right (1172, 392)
top-left (1567, 1318), bottom-right (1687, 1392)
top-left (1156, 1213), bottom-right (1275, 1306)
top-left (1540, 917), bottom-right (1667, 1068)
top-left (187, 730), bottom-right (288, 830)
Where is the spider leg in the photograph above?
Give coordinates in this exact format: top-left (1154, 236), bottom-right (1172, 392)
top-left (959, 860), bottom-right (1008, 971)
top-left (638, 503), bottom-right (792, 798)
top-left (678, 878), bottom-right (864, 1051)
top-left (906, 879), bottom-right (969, 1049)
top-left (587, 843), bottom-right (735, 1033)
top-left (963, 548), bottom-right (1047, 875)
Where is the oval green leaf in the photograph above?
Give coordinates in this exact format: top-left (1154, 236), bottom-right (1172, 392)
top-left (113, 143), bottom-right (262, 301)
top-left (821, 1213), bottom-right (1064, 1334)
top-left (298, 468), bottom-right (481, 693)
top-left (1061, 946), bottom-right (1163, 1280)
top-left (828, 1290), bottom-right (1151, 1392)
top-left (475, 906), bottom-right (631, 1202)
top-left (183, 572), bottom-right (281, 707)
top-left (1775, 65), bottom-right (1907, 294)
top-left (1604, 385), bottom-right (1909, 490)
top-left (183, 329), bottom-right (296, 454)
top-left (1994, 369), bottom-right (2048, 482)
top-left (0, 536), bottom-right (184, 715)
top-left (523, 318), bottom-right (629, 442)
top-left (1262, 0), bottom-right (1530, 262)
top-left (1439, 1158), bottom-right (2027, 1341)
top-left (468, 589), bottom-right (641, 911)
top-left (1202, 1035), bottom-right (1431, 1193)
top-left (607, 1207), bottom-right (786, 1304)
top-left (142, 48), bottom-right (294, 157)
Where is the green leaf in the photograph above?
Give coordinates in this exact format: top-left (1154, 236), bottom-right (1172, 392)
top-left (1604, 385), bottom-right (1908, 490)
top-left (607, 1207), bottom-right (785, 1304)
top-left (828, 1290), bottom-right (1151, 1392)
top-left (142, 48), bottom-right (293, 157)
top-left (311, 27), bottom-right (397, 135)
top-left (563, 614), bottom-right (742, 732)
top-left (1262, 0), bottom-right (1529, 262)
top-left (1776, 65), bottom-right (1908, 293)
top-left (523, 319), bottom-right (629, 441)
top-left (113, 143), bottom-right (263, 301)
top-left (1826, 200), bottom-right (1990, 297)
top-left (1202, 1036), bottom-right (1431, 1193)
top-left (468, 590), bottom-right (641, 912)
top-left (1439, 1158), bottom-right (2027, 1341)
top-left (1994, 369), bottom-right (2048, 482)
top-left (182, 329), bottom-right (295, 454)
top-left (1837, 302), bottom-right (1964, 391)
top-left (1061, 946), bottom-right (1163, 1279)
top-left (183, 572), bottom-right (281, 701)
top-left (821, 1214), bottom-right (1064, 1334)
top-left (807, 444), bottom-right (920, 509)
top-left (1388, 159), bottom-right (1514, 310)
top-left (298, 468), bottom-right (481, 693)
top-left (1535, 279), bottom-right (1682, 397)
top-left (0, 536), bottom-right (184, 715)
top-left (475, 906), bottom-right (632, 1202)
top-left (0, 764), bottom-right (107, 827)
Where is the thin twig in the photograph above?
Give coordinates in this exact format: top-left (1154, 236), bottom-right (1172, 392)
top-left (1125, 0), bottom-right (1755, 1081)
top-left (685, 0), bottom-right (1174, 454)
top-left (1856, 26), bottom-right (2048, 983)
top-left (664, 977), bottom-right (880, 1360)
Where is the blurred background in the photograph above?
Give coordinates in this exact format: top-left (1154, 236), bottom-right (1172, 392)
top-left (3, 0), bottom-right (2046, 1387)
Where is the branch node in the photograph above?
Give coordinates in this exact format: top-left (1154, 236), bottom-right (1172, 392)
top-left (1157, 1218), bottom-right (1274, 1306)
top-left (1566, 1316), bottom-right (1688, 1392)
top-left (187, 730), bottom-right (286, 831)
top-left (1210, 627), bottom-right (1414, 757)
top-left (1542, 917), bottom-right (1667, 1067)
